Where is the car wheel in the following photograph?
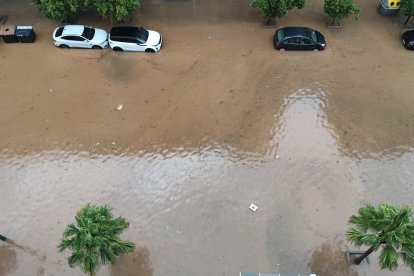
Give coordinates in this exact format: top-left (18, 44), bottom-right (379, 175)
top-left (279, 48), bottom-right (285, 52)
top-left (59, 44), bottom-right (69, 49)
top-left (145, 48), bottom-right (156, 53)
top-left (113, 47), bottom-right (123, 52)
top-left (313, 48), bottom-right (319, 52)
top-left (92, 45), bottom-right (102, 49)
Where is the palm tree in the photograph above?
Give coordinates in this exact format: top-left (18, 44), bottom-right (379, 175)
top-left (346, 204), bottom-right (414, 271)
top-left (58, 204), bottom-right (135, 276)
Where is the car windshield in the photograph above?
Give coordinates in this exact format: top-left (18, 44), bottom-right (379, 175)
top-left (82, 27), bottom-right (95, 40)
top-left (136, 27), bottom-right (149, 43)
top-left (308, 30), bottom-right (317, 41)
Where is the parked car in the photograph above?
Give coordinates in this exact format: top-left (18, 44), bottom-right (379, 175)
top-left (108, 26), bottom-right (162, 52)
top-left (274, 27), bottom-right (326, 51)
top-left (402, 30), bottom-right (414, 50)
top-left (52, 25), bottom-right (108, 49)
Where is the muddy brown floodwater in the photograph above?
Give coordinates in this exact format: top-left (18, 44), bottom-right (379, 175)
top-left (1, 0), bottom-right (414, 275)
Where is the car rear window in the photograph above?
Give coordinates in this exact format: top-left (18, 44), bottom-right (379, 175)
top-left (55, 27), bottom-right (64, 37)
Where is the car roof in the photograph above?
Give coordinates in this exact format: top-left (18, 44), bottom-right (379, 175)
top-left (61, 25), bottom-right (85, 36)
top-left (280, 27), bottom-right (315, 38)
top-left (110, 26), bottom-right (144, 37)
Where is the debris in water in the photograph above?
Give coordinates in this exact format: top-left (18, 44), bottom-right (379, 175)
top-left (115, 104), bottom-right (123, 111)
top-left (249, 204), bottom-right (258, 212)
top-left (276, 155), bottom-right (279, 159)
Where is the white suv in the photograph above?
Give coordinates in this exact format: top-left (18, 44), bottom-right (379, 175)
top-left (108, 26), bottom-right (162, 52)
top-left (52, 25), bottom-right (108, 49)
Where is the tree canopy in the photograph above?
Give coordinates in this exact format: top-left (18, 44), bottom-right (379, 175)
top-left (401, 0), bottom-right (414, 18)
top-left (323, 0), bottom-right (360, 24)
top-left (28, 0), bottom-right (140, 21)
top-left (251, 0), bottom-right (306, 20)
top-left (58, 204), bottom-right (135, 276)
top-left (347, 204), bottom-right (414, 271)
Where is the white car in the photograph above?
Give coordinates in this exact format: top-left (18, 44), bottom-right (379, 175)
top-left (108, 26), bottom-right (162, 52)
top-left (52, 25), bottom-right (108, 49)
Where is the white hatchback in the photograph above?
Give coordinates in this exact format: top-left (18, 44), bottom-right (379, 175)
top-left (52, 25), bottom-right (108, 49)
top-left (108, 26), bottom-right (162, 52)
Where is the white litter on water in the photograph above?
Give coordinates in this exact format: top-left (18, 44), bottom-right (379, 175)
top-left (249, 204), bottom-right (258, 212)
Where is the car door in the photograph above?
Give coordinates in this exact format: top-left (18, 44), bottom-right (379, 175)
top-left (61, 35), bottom-right (86, 48)
top-left (135, 38), bottom-right (146, 51)
top-left (125, 38), bottom-right (139, 51)
top-left (302, 38), bottom-right (317, 50)
top-left (111, 37), bottom-right (127, 50)
top-left (80, 36), bottom-right (92, 48)
top-left (283, 37), bottom-right (301, 50)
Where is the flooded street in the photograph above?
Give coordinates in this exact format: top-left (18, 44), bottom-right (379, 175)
top-left (1, 0), bottom-right (414, 275)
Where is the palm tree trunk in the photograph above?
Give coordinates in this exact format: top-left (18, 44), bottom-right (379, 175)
top-left (354, 245), bottom-right (375, 265)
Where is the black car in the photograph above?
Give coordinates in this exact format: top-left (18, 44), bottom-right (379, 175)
top-left (274, 27), bottom-right (326, 51)
top-left (402, 30), bottom-right (414, 50)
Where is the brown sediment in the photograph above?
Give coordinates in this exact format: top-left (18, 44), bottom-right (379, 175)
top-left (111, 247), bottom-right (154, 276)
top-left (0, 244), bottom-right (17, 275)
top-left (309, 240), bottom-right (357, 276)
top-left (1, 0), bottom-right (413, 157)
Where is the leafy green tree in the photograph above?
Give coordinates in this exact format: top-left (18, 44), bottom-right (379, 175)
top-left (251, 0), bottom-right (306, 24)
top-left (400, 0), bottom-right (414, 26)
top-left (323, 0), bottom-right (360, 25)
top-left (28, 0), bottom-right (139, 22)
top-left (94, 0), bottom-right (140, 22)
top-left (346, 204), bottom-right (414, 271)
top-left (58, 204), bottom-right (135, 276)
top-left (28, 0), bottom-right (76, 21)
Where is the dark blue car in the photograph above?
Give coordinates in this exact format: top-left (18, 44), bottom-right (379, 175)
top-left (274, 27), bottom-right (326, 51)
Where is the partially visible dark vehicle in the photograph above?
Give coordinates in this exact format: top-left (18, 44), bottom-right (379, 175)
top-left (402, 30), bottom-right (414, 50)
top-left (274, 27), bottom-right (326, 51)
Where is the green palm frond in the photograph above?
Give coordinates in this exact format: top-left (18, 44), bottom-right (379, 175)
top-left (58, 204), bottom-right (135, 276)
top-left (347, 204), bottom-right (414, 272)
top-left (346, 228), bottom-right (382, 248)
top-left (379, 244), bottom-right (399, 271)
top-left (401, 243), bottom-right (414, 270)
